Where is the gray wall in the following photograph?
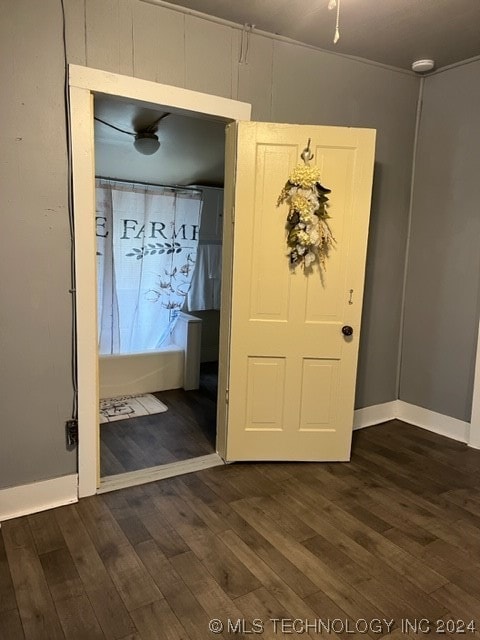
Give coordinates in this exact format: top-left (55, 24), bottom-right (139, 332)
top-left (400, 61), bottom-right (480, 422)
top-left (0, 0), bottom-right (418, 489)
top-left (0, 0), bottom-right (76, 488)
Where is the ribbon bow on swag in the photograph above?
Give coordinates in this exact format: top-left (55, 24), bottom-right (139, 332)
top-left (277, 164), bottom-right (335, 270)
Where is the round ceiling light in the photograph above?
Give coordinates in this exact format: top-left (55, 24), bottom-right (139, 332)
top-left (134, 132), bottom-right (160, 155)
top-left (411, 59), bottom-right (435, 73)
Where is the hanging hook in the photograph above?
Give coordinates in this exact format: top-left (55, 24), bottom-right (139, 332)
top-left (301, 138), bottom-right (314, 165)
top-left (239, 23), bottom-right (254, 64)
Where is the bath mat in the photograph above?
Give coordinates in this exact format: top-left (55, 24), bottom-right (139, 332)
top-left (99, 393), bottom-right (168, 424)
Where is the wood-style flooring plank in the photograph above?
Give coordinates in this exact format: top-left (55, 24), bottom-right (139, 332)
top-left (100, 445), bottom-right (125, 477)
top-left (134, 507), bottom-right (190, 559)
top-left (362, 484), bottom-right (480, 555)
top-left (39, 547), bottom-right (86, 605)
top-left (197, 497), bottom-right (320, 599)
top-left (1, 518), bottom-right (65, 640)
top-left (0, 532), bottom-right (17, 614)
top-left (4, 421), bottom-right (480, 639)
top-left (276, 479), bottom-right (448, 594)
top-left (170, 480), bottom-right (231, 535)
top-left (129, 599), bottom-right (187, 640)
top-left (152, 490), bottom-right (261, 599)
top-left (443, 488), bottom-right (480, 517)
top-left (76, 491), bottom-right (162, 611)
top-left (234, 587), bottom-right (293, 640)
top-left (256, 463), bottom-right (294, 483)
top-left (102, 428), bottom-right (164, 472)
top-left (244, 495), bottom-right (317, 542)
top-left (220, 464), bottom-right (281, 499)
top-left (170, 551), bottom-right (245, 623)
top-left (76, 496), bottom-right (130, 560)
top-left (385, 527), bottom-right (480, 601)
top-left (271, 485), bottom-right (447, 620)
top-left (47, 594), bottom-right (106, 640)
top-left (54, 505), bottom-right (137, 640)
top-left (366, 422), bottom-right (479, 479)
top-left (163, 473), bottom-right (320, 601)
top-left (196, 466), bottom-right (244, 503)
top-left (304, 589), bottom-right (371, 640)
top-left (221, 529), bottom-right (319, 620)
top-left (113, 515), bottom-right (153, 548)
top-left (430, 582), bottom-right (480, 629)
top-left (382, 425), bottom-right (477, 473)
top-left (99, 542), bottom-right (163, 612)
top-left (27, 511), bottom-right (65, 556)
top-left (426, 538), bottom-right (480, 574)
top-left (0, 608), bottom-right (25, 640)
top-left (230, 498), bottom-right (387, 632)
top-left (134, 540), bottom-right (211, 640)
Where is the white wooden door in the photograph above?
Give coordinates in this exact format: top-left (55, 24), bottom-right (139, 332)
top-left (217, 122), bottom-right (376, 462)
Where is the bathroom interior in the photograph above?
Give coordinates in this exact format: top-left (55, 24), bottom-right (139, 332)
top-left (94, 94), bottom-right (226, 480)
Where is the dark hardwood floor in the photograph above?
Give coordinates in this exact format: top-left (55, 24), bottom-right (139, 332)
top-left (2, 420), bottom-right (480, 640)
top-left (100, 363), bottom-right (218, 477)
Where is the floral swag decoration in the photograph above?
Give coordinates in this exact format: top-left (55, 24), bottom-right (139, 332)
top-left (277, 164), bottom-right (335, 269)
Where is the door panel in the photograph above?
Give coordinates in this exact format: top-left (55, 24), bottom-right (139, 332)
top-left (299, 358), bottom-right (339, 431)
top-left (246, 357), bottom-right (285, 430)
top-left (223, 122), bottom-right (375, 461)
top-left (249, 145), bottom-right (296, 321)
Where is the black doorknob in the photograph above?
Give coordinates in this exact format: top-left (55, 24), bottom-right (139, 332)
top-left (342, 325), bottom-right (353, 336)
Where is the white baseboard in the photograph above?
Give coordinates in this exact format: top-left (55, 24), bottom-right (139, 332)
top-left (353, 399), bottom-right (471, 445)
top-left (396, 401), bottom-right (470, 444)
top-left (353, 400), bottom-right (399, 430)
top-left (0, 474), bottom-right (78, 522)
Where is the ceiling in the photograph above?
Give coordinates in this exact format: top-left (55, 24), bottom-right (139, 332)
top-left (94, 95), bottom-right (226, 186)
top-left (163, 0), bottom-right (480, 70)
top-left (94, 1), bottom-right (480, 185)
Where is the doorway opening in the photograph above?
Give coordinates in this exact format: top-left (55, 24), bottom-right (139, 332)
top-left (94, 95), bottom-right (226, 484)
top-left (69, 65), bottom-right (251, 497)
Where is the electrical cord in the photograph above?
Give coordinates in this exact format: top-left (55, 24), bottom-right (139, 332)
top-left (94, 112), bottom-right (170, 135)
top-left (94, 116), bottom-right (136, 136)
top-left (144, 112), bottom-right (170, 132)
top-left (60, 0), bottom-right (78, 423)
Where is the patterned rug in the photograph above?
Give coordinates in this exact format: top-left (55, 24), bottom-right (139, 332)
top-left (99, 393), bottom-right (168, 424)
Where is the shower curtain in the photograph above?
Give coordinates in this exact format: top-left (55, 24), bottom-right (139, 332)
top-left (96, 179), bottom-right (202, 354)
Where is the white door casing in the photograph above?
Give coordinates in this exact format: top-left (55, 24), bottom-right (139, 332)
top-left (222, 122), bottom-right (376, 461)
top-left (69, 65), bottom-right (251, 497)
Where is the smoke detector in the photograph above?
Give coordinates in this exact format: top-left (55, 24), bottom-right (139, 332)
top-left (411, 59), bottom-right (435, 73)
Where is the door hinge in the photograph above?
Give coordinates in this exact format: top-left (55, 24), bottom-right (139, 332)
top-left (225, 388), bottom-right (229, 404)
top-left (65, 419), bottom-right (78, 449)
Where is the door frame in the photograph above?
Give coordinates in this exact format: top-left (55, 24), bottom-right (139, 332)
top-left (68, 64), bottom-right (251, 498)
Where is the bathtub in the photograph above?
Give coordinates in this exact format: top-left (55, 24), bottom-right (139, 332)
top-left (99, 313), bottom-right (202, 399)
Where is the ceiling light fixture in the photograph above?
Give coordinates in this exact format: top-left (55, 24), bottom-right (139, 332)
top-left (411, 59), bottom-right (435, 73)
top-left (134, 132), bottom-right (161, 155)
top-left (94, 112), bottom-right (170, 155)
